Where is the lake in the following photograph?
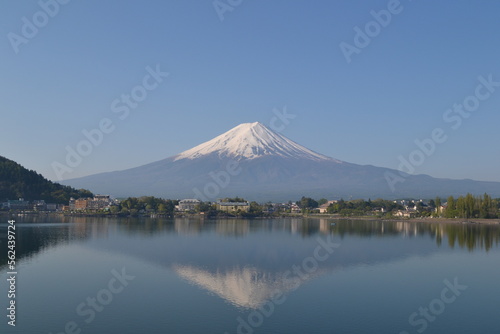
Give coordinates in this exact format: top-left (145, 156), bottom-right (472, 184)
top-left (1, 216), bottom-right (499, 334)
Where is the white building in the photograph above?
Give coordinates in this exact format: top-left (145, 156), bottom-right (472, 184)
top-left (318, 200), bottom-right (338, 213)
top-left (178, 199), bottom-right (201, 211)
top-left (216, 201), bottom-right (250, 213)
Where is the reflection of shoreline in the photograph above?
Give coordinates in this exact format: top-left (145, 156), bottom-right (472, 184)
top-left (309, 215), bottom-right (500, 225)
top-left (400, 217), bottom-right (500, 225)
top-left (2, 216), bottom-right (499, 270)
top-left (3, 212), bottom-right (499, 225)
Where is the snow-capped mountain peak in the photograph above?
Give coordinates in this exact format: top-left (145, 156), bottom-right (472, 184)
top-left (174, 122), bottom-right (337, 162)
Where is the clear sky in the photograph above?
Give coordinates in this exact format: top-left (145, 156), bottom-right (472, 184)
top-left (1, 0), bottom-right (500, 182)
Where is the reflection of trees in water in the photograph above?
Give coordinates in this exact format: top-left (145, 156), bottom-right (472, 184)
top-left (116, 217), bottom-right (177, 235)
top-left (111, 217), bottom-right (500, 251)
top-left (325, 219), bottom-right (500, 252)
top-left (443, 224), bottom-right (500, 251)
top-left (125, 217), bottom-right (500, 251)
top-left (0, 215), bottom-right (93, 269)
top-left (1, 216), bottom-right (499, 271)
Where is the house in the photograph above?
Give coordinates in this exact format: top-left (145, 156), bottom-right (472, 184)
top-left (91, 195), bottom-right (112, 210)
top-left (69, 198), bottom-right (76, 210)
top-left (318, 203), bottom-right (329, 213)
top-left (216, 201), bottom-right (250, 213)
top-left (318, 200), bottom-right (338, 213)
top-left (435, 203), bottom-right (447, 214)
top-left (33, 200), bottom-right (47, 211)
top-left (290, 202), bottom-right (301, 213)
top-left (3, 198), bottom-right (31, 210)
top-left (74, 198), bottom-right (91, 210)
top-left (395, 210), bottom-right (416, 218)
top-left (72, 195), bottom-right (113, 211)
top-left (32, 200), bottom-right (58, 211)
top-left (177, 199), bottom-right (201, 211)
top-left (373, 207), bottom-right (385, 213)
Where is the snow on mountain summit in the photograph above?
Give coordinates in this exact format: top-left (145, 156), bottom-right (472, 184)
top-left (174, 122), bottom-right (337, 162)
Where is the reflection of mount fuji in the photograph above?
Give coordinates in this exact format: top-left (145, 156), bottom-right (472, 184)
top-left (117, 219), bottom-right (500, 309)
top-left (174, 265), bottom-right (307, 309)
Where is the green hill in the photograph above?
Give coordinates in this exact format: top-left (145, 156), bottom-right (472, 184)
top-left (0, 156), bottom-right (93, 204)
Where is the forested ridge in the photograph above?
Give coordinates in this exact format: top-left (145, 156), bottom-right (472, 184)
top-left (0, 155), bottom-right (92, 204)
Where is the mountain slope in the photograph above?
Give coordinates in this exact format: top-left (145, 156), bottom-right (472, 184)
top-left (63, 122), bottom-right (500, 201)
top-left (0, 156), bottom-right (93, 203)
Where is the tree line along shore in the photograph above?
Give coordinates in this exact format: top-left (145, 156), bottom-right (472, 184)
top-left (4, 194), bottom-right (500, 222)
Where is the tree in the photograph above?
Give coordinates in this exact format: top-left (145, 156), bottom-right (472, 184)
top-left (326, 204), bottom-right (337, 214)
top-left (429, 199), bottom-right (436, 209)
top-left (456, 196), bottom-right (465, 218)
top-left (480, 193), bottom-right (493, 218)
top-left (465, 193), bottom-right (475, 218)
top-left (435, 197), bottom-right (442, 216)
top-left (445, 196), bottom-right (456, 218)
top-left (157, 204), bottom-right (166, 213)
top-left (299, 196), bottom-right (319, 210)
top-left (196, 202), bottom-right (212, 212)
top-left (222, 197), bottom-right (246, 203)
top-left (109, 205), bottom-right (120, 214)
top-left (318, 198), bottom-right (328, 206)
top-left (0, 155), bottom-right (93, 204)
top-left (249, 201), bottom-right (263, 214)
top-left (118, 197), bottom-right (175, 216)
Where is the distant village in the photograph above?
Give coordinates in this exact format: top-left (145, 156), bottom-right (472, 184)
top-left (1, 196), bottom-right (116, 212)
top-left (2, 193), bottom-right (498, 219)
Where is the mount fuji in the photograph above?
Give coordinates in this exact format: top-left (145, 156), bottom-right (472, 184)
top-left (173, 122), bottom-right (336, 162)
top-left (63, 122), bottom-right (500, 201)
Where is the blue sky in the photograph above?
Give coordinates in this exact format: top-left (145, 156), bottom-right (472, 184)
top-left (1, 0), bottom-right (500, 182)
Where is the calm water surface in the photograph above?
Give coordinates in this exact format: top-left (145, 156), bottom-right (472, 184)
top-left (1, 216), bottom-right (499, 334)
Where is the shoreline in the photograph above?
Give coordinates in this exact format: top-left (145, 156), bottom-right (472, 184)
top-left (2, 212), bottom-right (500, 225)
